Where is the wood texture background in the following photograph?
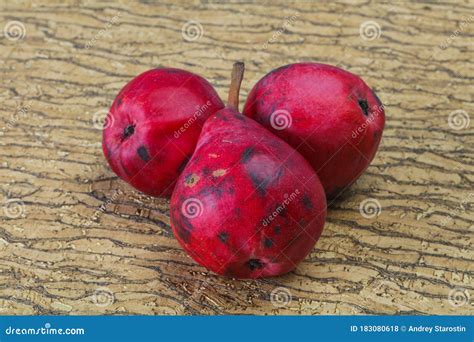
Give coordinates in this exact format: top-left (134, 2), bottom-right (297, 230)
top-left (0, 0), bottom-right (473, 315)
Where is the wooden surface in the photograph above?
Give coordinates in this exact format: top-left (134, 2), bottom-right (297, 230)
top-left (0, 0), bottom-right (473, 315)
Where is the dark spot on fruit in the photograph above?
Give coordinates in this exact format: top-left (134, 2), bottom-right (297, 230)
top-left (299, 218), bottom-right (307, 228)
top-left (175, 217), bottom-right (193, 243)
top-left (233, 113), bottom-right (245, 121)
top-left (277, 205), bottom-right (288, 217)
top-left (116, 97), bottom-right (122, 106)
top-left (358, 99), bottom-right (369, 116)
top-left (249, 173), bottom-right (268, 196)
top-left (373, 130), bottom-right (380, 140)
top-left (246, 259), bottom-right (263, 271)
top-left (302, 195), bottom-right (314, 210)
top-left (198, 184), bottom-right (224, 199)
top-left (248, 165), bottom-right (283, 197)
top-left (184, 173), bottom-right (200, 187)
top-left (215, 111), bottom-right (229, 121)
top-left (177, 156), bottom-right (190, 173)
top-left (241, 147), bottom-right (255, 163)
top-left (122, 124), bottom-right (135, 140)
top-left (263, 238), bottom-right (273, 248)
top-left (274, 225), bottom-right (281, 234)
top-left (372, 90), bottom-right (382, 106)
top-left (137, 145), bottom-right (150, 162)
top-left (218, 231), bottom-right (229, 243)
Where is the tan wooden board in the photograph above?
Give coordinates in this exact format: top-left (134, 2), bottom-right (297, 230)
top-left (0, 0), bottom-right (473, 315)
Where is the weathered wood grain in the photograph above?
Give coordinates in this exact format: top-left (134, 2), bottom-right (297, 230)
top-left (0, 0), bottom-right (473, 315)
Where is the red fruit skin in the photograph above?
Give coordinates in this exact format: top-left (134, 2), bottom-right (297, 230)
top-left (243, 63), bottom-right (385, 199)
top-left (170, 108), bottom-right (327, 279)
top-left (102, 68), bottom-right (224, 197)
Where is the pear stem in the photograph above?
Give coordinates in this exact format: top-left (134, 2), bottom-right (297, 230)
top-left (227, 61), bottom-right (245, 111)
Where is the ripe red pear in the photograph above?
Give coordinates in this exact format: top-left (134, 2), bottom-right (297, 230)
top-left (102, 68), bottom-right (224, 197)
top-left (244, 63), bottom-right (385, 199)
top-left (170, 62), bottom-right (326, 279)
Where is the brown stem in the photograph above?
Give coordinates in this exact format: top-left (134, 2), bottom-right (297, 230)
top-left (227, 61), bottom-right (245, 110)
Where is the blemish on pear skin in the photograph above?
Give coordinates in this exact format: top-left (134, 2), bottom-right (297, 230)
top-left (137, 145), bottom-right (150, 162)
top-left (263, 238), bottom-right (273, 248)
top-left (212, 169), bottom-right (227, 177)
top-left (246, 259), bottom-right (263, 271)
top-left (241, 147), bottom-right (255, 163)
top-left (274, 225), bottom-right (281, 234)
top-left (302, 194), bottom-right (314, 210)
top-left (184, 173), bottom-right (200, 187)
top-left (218, 231), bottom-right (229, 243)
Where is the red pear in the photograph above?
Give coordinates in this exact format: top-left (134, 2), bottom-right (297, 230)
top-left (244, 63), bottom-right (385, 199)
top-left (170, 63), bottom-right (326, 279)
top-left (102, 68), bottom-right (224, 197)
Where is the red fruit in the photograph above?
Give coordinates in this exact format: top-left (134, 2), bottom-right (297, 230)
top-left (170, 63), bottom-right (326, 279)
top-left (243, 63), bottom-right (385, 199)
top-left (102, 68), bottom-right (224, 197)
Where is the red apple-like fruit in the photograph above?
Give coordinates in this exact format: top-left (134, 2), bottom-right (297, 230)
top-left (102, 68), bottom-right (224, 197)
top-left (170, 63), bottom-right (326, 279)
top-left (243, 63), bottom-right (385, 199)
